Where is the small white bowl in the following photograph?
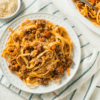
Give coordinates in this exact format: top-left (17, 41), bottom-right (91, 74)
top-left (0, 0), bottom-right (21, 19)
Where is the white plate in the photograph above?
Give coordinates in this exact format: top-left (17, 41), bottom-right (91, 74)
top-left (0, 13), bottom-right (81, 94)
top-left (66, 0), bottom-right (100, 35)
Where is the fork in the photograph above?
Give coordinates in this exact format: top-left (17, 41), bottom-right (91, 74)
top-left (80, 0), bottom-right (98, 11)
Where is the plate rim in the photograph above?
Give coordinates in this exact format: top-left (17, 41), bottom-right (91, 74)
top-left (66, 0), bottom-right (100, 35)
top-left (0, 13), bottom-right (81, 94)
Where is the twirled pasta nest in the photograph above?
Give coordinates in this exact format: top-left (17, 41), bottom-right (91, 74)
top-left (1, 19), bottom-right (73, 87)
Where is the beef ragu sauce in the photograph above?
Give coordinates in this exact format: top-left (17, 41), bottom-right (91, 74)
top-left (1, 19), bottom-right (73, 87)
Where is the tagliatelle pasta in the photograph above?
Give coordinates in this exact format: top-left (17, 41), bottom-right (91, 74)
top-left (73, 0), bottom-right (100, 26)
top-left (1, 19), bottom-right (73, 87)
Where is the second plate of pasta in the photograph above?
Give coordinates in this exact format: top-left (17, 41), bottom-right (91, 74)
top-left (67, 0), bottom-right (100, 35)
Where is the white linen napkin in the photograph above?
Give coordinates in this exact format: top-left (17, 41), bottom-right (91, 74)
top-left (0, 0), bottom-right (100, 100)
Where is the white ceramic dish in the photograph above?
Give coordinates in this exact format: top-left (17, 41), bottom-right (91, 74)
top-left (66, 0), bottom-right (100, 35)
top-left (0, 0), bottom-right (21, 19)
top-left (0, 13), bottom-right (81, 94)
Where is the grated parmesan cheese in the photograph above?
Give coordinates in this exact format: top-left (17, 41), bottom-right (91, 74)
top-left (0, 0), bottom-right (18, 17)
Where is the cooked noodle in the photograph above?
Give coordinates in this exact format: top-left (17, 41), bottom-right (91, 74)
top-left (1, 19), bottom-right (73, 87)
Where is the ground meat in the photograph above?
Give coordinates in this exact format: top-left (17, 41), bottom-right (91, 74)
top-left (24, 43), bottom-right (29, 50)
top-left (14, 64), bottom-right (20, 71)
top-left (20, 76), bottom-right (23, 80)
top-left (32, 30), bottom-right (36, 34)
top-left (30, 27), bottom-right (37, 31)
top-left (28, 36), bottom-right (32, 41)
top-left (45, 51), bottom-right (51, 59)
top-left (24, 49), bottom-right (31, 54)
top-left (43, 79), bottom-right (49, 86)
top-left (26, 56), bottom-right (32, 61)
top-left (38, 27), bottom-right (44, 32)
top-left (27, 69), bottom-right (32, 72)
top-left (35, 58), bottom-right (42, 65)
top-left (36, 78), bottom-right (49, 86)
top-left (37, 31), bottom-right (41, 38)
top-left (53, 74), bottom-right (59, 79)
top-left (46, 65), bottom-right (54, 71)
top-left (10, 58), bottom-right (17, 65)
top-left (8, 63), bottom-right (20, 72)
top-left (33, 43), bottom-right (43, 52)
top-left (41, 31), bottom-right (51, 38)
top-left (36, 78), bottom-right (42, 83)
top-left (22, 29), bottom-right (28, 34)
top-left (58, 52), bottom-right (63, 59)
top-left (56, 67), bottom-right (64, 76)
top-left (13, 36), bottom-right (20, 42)
top-left (36, 19), bottom-right (46, 28)
top-left (20, 76), bottom-right (26, 80)
top-left (9, 66), bottom-right (15, 72)
top-left (8, 47), bottom-right (14, 52)
top-left (61, 57), bottom-right (66, 63)
top-left (55, 45), bottom-right (64, 59)
top-left (62, 59), bottom-right (73, 71)
top-left (24, 34), bottom-right (35, 41)
top-left (22, 27), bottom-right (36, 35)
top-left (20, 66), bottom-right (27, 74)
top-left (56, 67), bottom-right (63, 73)
top-left (8, 64), bottom-right (15, 72)
top-left (44, 25), bottom-right (49, 31)
top-left (55, 45), bottom-right (61, 52)
top-left (67, 59), bottom-right (73, 67)
top-left (39, 38), bottom-right (46, 42)
top-left (37, 43), bottom-right (43, 51)
top-left (12, 60), bottom-right (17, 65)
top-left (31, 20), bottom-right (37, 24)
top-left (10, 57), bottom-right (17, 61)
top-left (24, 35), bottom-right (29, 40)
